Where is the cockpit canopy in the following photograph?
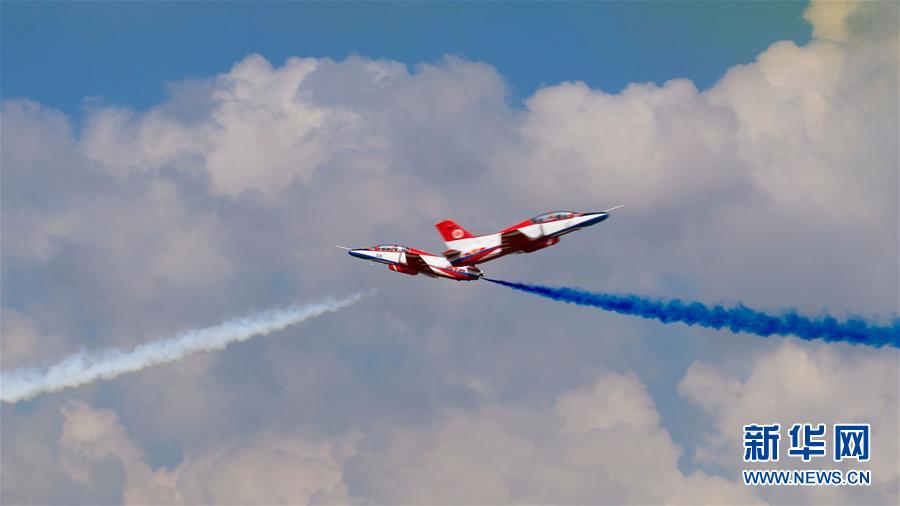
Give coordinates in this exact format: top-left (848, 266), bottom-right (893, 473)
top-left (373, 244), bottom-right (409, 252)
top-left (532, 211), bottom-right (575, 223)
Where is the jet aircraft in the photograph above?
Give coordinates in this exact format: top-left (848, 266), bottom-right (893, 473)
top-left (339, 244), bottom-right (483, 281)
top-left (435, 206), bottom-right (623, 266)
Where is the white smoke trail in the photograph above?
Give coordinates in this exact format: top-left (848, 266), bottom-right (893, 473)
top-left (1, 294), bottom-right (364, 404)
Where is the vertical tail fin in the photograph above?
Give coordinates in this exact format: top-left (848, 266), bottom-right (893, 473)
top-left (435, 220), bottom-right (476, 242)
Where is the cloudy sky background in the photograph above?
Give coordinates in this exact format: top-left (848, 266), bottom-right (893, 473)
top-left (2, 1), bottom-right (898, 504)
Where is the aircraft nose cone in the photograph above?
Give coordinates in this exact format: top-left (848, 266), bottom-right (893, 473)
top-left (582, 213), bottom-right (609, 226)
top-left (348, 249), bottom-right (369, 260)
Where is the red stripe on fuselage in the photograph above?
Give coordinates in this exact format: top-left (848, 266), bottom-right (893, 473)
top-left (500, 219), bottom-right (533, 233)
top-left (451, 246), bottom-right (507, 266)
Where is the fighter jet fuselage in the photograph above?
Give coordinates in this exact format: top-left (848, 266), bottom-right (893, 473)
top-left (341, 206), bottom-right (620, 281)
top-left (342, 244), bottom-right (483, 281)
top-left (435, 207), bottom-right (622, 267)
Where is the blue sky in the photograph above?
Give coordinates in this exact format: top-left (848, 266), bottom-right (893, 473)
top-left (3, 1), bottom-right (897, 504)
top-left (2, 1), bottom-right (810, 119)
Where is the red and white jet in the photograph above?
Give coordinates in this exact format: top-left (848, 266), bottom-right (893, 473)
top-left (435, 206), bottom-right (623, 266)
top-left (339, 244), bottom-right (484, 281)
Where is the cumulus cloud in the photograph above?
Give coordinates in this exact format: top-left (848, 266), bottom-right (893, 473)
top-left (2, 0), bottom-right (897, 504)
top-left (803, 0), bottom-right (862, 41)
top-left (1, 307), bottom-right (69, 370)
top-left (343, 371), bottom-right (760, 505)
top-left (57, 373), bottom-right (758, 505)
top-left (680, 341), bottom-right (899, 504)
top-left (78, 54), bottom-right (510, 200)
top-left (59, 400), bottom-right (354, 504)
top-left (503, 0), bottom-right (897, 310)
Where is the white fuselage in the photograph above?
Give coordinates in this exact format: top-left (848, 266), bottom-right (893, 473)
top-left (444, 212), bottom-right (609, 266)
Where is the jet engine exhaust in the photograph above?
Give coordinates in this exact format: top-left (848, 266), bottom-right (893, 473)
top-left (1, 294), bottom-right (364, 404)
top-left (485, 279), bottom-right (899, 348)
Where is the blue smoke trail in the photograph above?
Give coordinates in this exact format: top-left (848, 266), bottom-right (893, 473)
top-left (485, 279), bottom-right (899, 348)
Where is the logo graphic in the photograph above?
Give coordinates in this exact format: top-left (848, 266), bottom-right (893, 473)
top-left (741, 422), bottom-right (872, 487)
top-left (743, 423), bottom-right (781, 462)
top-left (787, 423), bottom-right (827, 461)
top-left (834, 424), bottom-right (870, 462)
top-left (451, 228), bottom-right (464, 239)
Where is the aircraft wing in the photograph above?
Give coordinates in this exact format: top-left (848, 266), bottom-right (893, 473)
top-left (501, 229), bottom-right (534, 253)
top-left (404, 252), bottom-right (438, 277)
